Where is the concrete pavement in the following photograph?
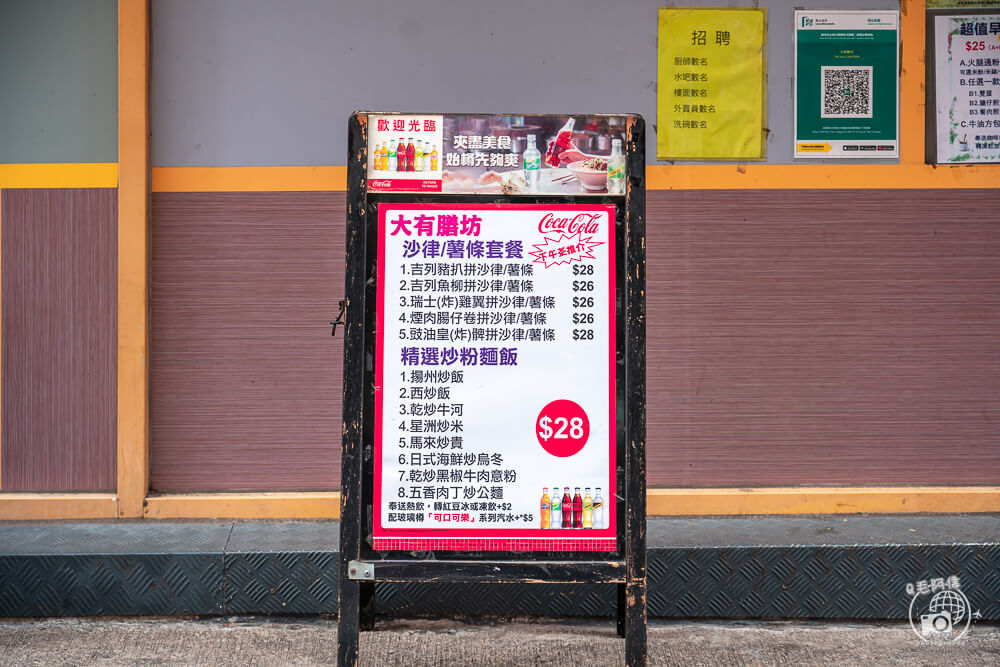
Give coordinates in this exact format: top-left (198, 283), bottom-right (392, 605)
top-left (2, 617), bottom-right (998, 666)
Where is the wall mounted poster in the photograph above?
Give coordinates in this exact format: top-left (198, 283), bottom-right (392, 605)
top-left (933, 15), bottom-right (1000, 164)
top-left (927, 1), bottom-right (1000, 7)
top-left (794, 11), bottom-right (900, 158)
top-left (372, 203), bottom-right (617, 551)
top-left (656, 7), bottom-right (767, 160)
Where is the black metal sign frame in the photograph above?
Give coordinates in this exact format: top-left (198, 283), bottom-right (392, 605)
top-left (338, 112), bottom-right (647, 666)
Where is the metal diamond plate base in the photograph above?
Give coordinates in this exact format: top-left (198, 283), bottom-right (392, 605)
top-left (1, 518), bottom-right (997, 620)
top-left (225, 552), bottom-right (338, 614)
top-left (0, 555), bottom-right (223, 616)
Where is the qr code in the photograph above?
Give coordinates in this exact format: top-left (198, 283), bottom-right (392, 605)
top-left (820, 66), bottom-right (873, 118)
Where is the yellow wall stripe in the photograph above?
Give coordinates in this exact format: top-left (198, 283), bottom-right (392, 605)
top-left (152, 166), bottom-right (346, 192)
top-left (144, 493), bottom-right (341, 519)
top-left (0, 162), bottom-right (992, 193)
top-left (149, 163), bottom-right (1000, 193)
top-left (900, 0), bottom-right (925, 164)
top-left (645, 163), bottom-right (999, 190)
top-left (96, 487), bottom-right (1000, 520)
top-left (0, 163), bottom-right (118, 189)
top-left (648, 487), bottom-right (1000, 516)
top-left (0, 188), bottom-right (3, 490)
top-left (0, 494), bottom-right (119, 520)
top-left (3, 487), bottom-right (998, 520)
top-left (116, 0), bottom-right (150, 519)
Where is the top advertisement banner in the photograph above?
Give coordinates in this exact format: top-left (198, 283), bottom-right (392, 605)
top-left (366, 114), bottom-right (629, 196)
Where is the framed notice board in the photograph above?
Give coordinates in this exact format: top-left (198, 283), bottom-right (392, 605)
top-left (927, 10), bottom-right (1000, 164)
top-left (337, 113), bottom-right (647, 666)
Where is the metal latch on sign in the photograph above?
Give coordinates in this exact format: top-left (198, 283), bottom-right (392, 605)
top-left (348, 560), bottom-right (374, 580)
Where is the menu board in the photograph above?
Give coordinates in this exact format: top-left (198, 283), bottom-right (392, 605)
top-left (372, 203), bottom-right (617, 552)
top-left (367, 114), bottom-right (628, 196)
top-left (794, 11), bottom-right (900, 158)
top-left (933, 15), bottom-right (1000, 164)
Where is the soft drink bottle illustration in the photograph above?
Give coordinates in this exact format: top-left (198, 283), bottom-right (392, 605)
top-left (550, 485), bottom-right (562, 528)
top-left (397, 138), bottom-right (407, 171)
top-left (572, 488), bottom-right (583, 528)
top-left (523, 134), bottom-right (541, 192)
top-left (430, 144), bottom-right (439, 171)
top-left (607, 139), bottom-right (625, 194)
top-left (562, 487), bottom-right (572, 527)
top-left (372, 143), bottom-right (381, 171)
top-left (415, 140), bottom-right (424, 171)
top-left (405, 138), bottom-right (415, 172)
top-left (388, 139), bottom-right (397, 172)
top-left (380, 142), bottom-right (389, 170)
top-left (545, 118), bottom-right (575, 167)
top-left (540, 488), bottom-right (551, 529)
top-left (593, 487), bottom-right (604, 529)
top-left (583, 488), bottom-right (593, 528)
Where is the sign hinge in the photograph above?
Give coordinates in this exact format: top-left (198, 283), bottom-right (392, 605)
top-left (348, 560), bottom-right (374, 580)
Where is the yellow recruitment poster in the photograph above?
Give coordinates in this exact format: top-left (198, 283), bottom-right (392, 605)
top-left (657, 7), bottom-right (767, 160)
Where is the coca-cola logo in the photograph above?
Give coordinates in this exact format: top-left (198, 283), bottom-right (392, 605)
top-left (538, 212), bottom-right (602, 235)
top-left (370, 180), bottom-right (392, 188)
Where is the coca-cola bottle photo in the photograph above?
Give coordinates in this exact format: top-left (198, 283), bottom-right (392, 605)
top-left (545, 118), bottom-right (575, 167)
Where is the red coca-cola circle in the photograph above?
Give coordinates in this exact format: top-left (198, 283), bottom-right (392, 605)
top-left (536, 400), bottom-right (590, 457)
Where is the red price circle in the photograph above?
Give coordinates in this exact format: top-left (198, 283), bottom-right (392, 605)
top-left (536, 400), bottom-right (590, 457)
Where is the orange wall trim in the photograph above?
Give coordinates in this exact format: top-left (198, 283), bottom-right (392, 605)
top-left (899, 0), bottom-right (925, 164)
top-left (0, 189), bottom-right (3, 490)
top-left (152, 166), bottom-right (347, 192)
top-left (150, 164), bottom-right (999, 193)
top-left (648, 487), bottom-right (1000, 516)
top-left (117, 0), bottom-right (150, 518)
top-left (644, 163), bottom-right (999, 190)
top-left (134, 488), bottom-right (1000, 520)
top-left (0, 163), bottom-right (991, 193)
top-left (144, 493), bottom-right (341, 520)
top-left (0, 163), bottom-right (118, 189)
top-left (0, 494), bottom-right (119, 520)
top-left (1, 488), bottom-right (997, 520)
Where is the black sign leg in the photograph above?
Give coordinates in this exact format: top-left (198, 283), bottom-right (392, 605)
top-left (624, 433), bottom-right (647, 667)
top-left (338, 112), bottom-right (369, 667)
top-left (616, 583), bottom-right (627, 637)
top-left (624, 114), bottom-right (648, 667)
top-left (625, 576), bottom-right (647, 667)
top-left (359, 581), bottom-right (376, 631)
top-left (624, 425), bottom-right (648, 665)
top-left (337, 574), bottom-right (360, 666)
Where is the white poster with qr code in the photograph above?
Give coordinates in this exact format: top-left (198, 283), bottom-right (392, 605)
top-left (794, 11), bottom-right (899, 159)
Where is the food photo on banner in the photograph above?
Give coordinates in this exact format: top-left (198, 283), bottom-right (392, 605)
top-left (368, 114), bottom-right (627, 196)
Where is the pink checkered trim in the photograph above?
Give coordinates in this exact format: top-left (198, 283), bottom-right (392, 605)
top-left (372, 538), bottom-right (616, 551)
